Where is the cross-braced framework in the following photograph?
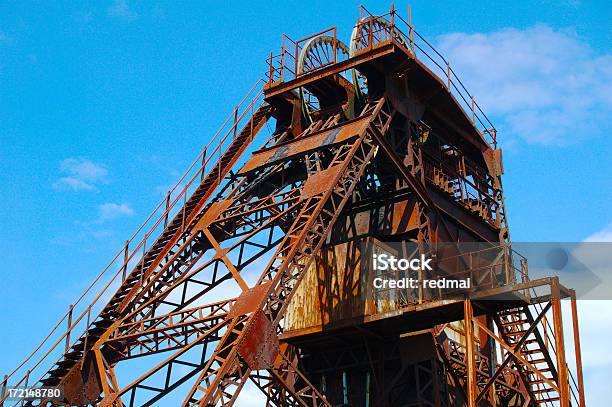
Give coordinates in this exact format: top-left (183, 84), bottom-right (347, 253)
top-left (2, 4), bottom-right (585, 407)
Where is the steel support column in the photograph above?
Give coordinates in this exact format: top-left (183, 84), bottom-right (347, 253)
top-left (464, 299), bottom-right (476, 407)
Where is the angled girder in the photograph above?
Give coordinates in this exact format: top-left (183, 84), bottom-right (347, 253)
top-left (179, 97), bottom-right (393, 406)
top-left (36, 103), bottom-right (274, 397)
top-left (32, 98), bottom-right (391, 407)
top-left (104, 299), bottom-right (234, 361)
top-left (100, 317), bottom-right (235, 407)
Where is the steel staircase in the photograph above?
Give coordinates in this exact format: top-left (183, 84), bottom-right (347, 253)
top-left (496, 307), bottom-right (560, 405)
top-left (38, 104), bottom-right (271, 389)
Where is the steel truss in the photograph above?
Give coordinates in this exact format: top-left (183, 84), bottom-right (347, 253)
top-left (2, 6), bottom-right (586, 407)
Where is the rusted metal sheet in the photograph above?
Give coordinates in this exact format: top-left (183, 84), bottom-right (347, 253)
top-left (301, 164), bottom-right (343, 198)
top-left (354, 212), bottom-right (370, 235)
top-left (63, 353), bottom-right (101, 406)
top-left (285, 241), bottom-right (365, 331)
top-left (483, 148), bottom-right (503, 177)
top-left (284, 256), bottom-right (322, 331)
top-left (239, 117), bottom-right (369, 174)
top-left (284, 200), bottom-right (422, 333)
top-left (236, 310), bottom-right (279, 370)
top-left (390, 200), bottom-right (420, 234)
top-left (228, 282), bottom-right (271, 318)
top-left (194, 199), bottom-right (234, 231)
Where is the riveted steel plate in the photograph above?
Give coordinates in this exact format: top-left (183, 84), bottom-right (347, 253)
top-left (236, 309), bottom-right (279, 370)
top-left (228, 282), bottom-right (272, 318)
top-left (63, 353), bottom-right (101, 406)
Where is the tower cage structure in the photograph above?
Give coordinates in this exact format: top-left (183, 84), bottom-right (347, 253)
top-left (1, 5), bottom-right (586, 407)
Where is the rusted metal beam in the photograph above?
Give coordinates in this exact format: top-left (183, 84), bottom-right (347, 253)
top-left (264, 42), bottom-right (398, 98)
top-left (475, 304), bottom-right (554, 403)
top-left (202, 227), bottom-right (249, 291)
top-left (464, 299), bottom-right (477, 407)
top-left (570, 290), bottom-right (586, 407)
top-left (182, 98), bottom-right (388, 406)
top-left (552, 279), bottom-right (570, 407)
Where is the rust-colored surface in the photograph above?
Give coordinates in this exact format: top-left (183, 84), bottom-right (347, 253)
top-left (239, 116), bottom-right (368, 174)
top-left (285, 241), bottom-right (366, 331)
top-left (5, 6), bottom-right (585, 407)
top-left (194, 199), bottom-right (234, 231)
top-left (228, 282), bottom-right (271, 318)
top-left (300, 164), bottom-right (344, 198)
top-left (236, 310), bottom-right (279, 370)
top-left (62, 354), bottom-right (101, 406)
top-left (483, 148), bottom-right (504, 177)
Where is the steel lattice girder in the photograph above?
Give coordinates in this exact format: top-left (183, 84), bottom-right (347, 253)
top-left (180, 97), bottom-right (392, 406)
top-left (30, 97), bottom-right (392, 406)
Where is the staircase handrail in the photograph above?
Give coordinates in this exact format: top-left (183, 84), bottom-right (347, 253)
top-left (1, 78), bottom-right (266, 399)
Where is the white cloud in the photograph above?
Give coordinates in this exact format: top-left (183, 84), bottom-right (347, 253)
top-left (108, 0), bottom-right (138, 21)
top-left (97, 202), bottom-right (135, 222)
top-left (52, 157), bottom-right (108, 191)
top-left (436, 25), bottom-right (612, 146)
top-left (234, 381), bottom-right (266, 406)
top-left (584, 223), bottom-right (612, 242)
top-left (53, 177), bottom-right (95, 191)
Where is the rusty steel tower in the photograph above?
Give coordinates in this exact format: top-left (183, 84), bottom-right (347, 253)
top-left (2, 5), bottom-right (586, 407)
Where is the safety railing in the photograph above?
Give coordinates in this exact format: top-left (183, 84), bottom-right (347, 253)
top-left (358, 5), bottom-right (498, 149)
top-left (436, 243), bottom-right (529, 289)
top-left (371, 242), bottom-right (582, 405)
top-left (523, 280), bottom-right (583, 407)
top-left (352, 6), bottom-right (411, 54)
top-left (0, 78), bottom-right (267, 404)
top-left (266, 27), bottom-right (342, 84)
top-left (265, 4), bottom-right (498, 149)
top-left (422, 151), bottom-right (502, 228)
top-left (370, 243), bottom-right (529, 313)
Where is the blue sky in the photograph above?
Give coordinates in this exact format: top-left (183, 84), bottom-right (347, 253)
top-left (0, 1), bottom-right (610, 405)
